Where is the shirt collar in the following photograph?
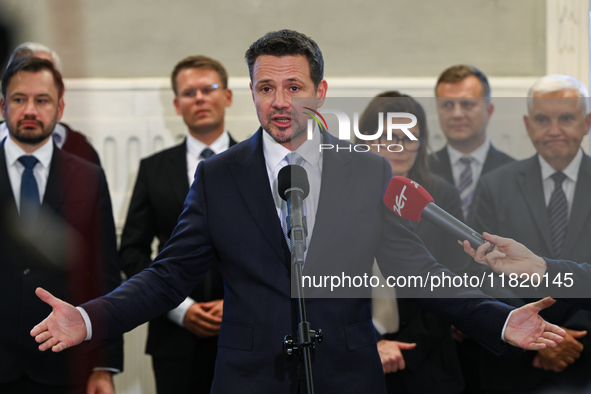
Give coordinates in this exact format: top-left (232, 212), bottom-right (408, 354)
top-left (262, 126), bottom-right (322, 171)
top-left (5, 135), bottom-right (53, 169)
top-left (53, 123), bottom-right (67, 148)
top-left (447, 136), bottom-right (491, 165)
top-left (186, 130), bottom-right (230, 158)
top-left (538, 147), bottom-right (583, 182)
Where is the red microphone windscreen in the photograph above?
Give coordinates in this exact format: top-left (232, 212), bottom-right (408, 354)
top-left (382, 176), bottom-right (434, 222)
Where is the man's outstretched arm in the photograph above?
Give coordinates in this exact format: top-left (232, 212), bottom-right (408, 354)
top-left (32, 287), bottom-right (565, 353)
top-left (463, 232), bottom-right (591, 311)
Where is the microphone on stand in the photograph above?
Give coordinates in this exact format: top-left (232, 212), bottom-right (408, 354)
top-left (278, 164), bottom-right (310, 265)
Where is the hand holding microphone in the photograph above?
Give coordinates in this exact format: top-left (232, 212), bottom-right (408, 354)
top-left (382, 176), bottom-right (494, 254)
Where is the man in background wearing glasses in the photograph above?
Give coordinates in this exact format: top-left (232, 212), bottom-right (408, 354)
top-left (119, 55), bottom-right (236, 394)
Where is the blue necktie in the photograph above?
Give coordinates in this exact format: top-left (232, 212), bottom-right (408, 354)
top-left (200, 148), bottom-right (215, 160)
top-left (18, 155), bottom-right (40, 226)
top-left (548, 172), bottom-right (568, 258)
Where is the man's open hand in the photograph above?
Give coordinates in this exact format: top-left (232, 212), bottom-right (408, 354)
top-left (30, 287), bottom-right (87, 352)
top-left (504, 297), bottom-right (566, 350)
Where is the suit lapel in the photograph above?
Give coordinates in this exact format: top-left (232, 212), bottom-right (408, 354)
top-left (305, 132), bottom-right (355, 265)
top-left (0, 141), bottom-right (19, 218)
top-left (482, 145), bottom-right (501, 174)
top-left (562, 153), bottom-right (591, 256)
top-left (516, 156), bottom-right (553, 249)
top-left (436, 147), bottom-right (454, 185)
top-left (167, 141), bottom-right (191, 209)
top-left (228, 129), bottom-right (289, 267)
top-left (39, 146), bottom-right (67, 231)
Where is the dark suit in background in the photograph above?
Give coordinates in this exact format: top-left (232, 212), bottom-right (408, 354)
top-left (84, 129), bottom-right (513, 393)
top-left (382, 177), bottom-right (467, 393)
top-left (428, 143), bottom-right (514, 393)
top-left (545, 259), bottom-right (591, 311)
top-left (119, 136), bottom-right (236, 393)
top-left (428, 144), bottom-right (515, 206)
top-left (0, 142), bottom-right (122, 392)
top-left (470, 154), bottom-right (591, 392)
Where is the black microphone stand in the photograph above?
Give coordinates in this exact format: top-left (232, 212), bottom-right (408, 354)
top-left (280, 166), bottom-right (323, 394)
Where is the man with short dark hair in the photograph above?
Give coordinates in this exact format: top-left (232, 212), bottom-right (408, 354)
top-left (31, 31), bottom-right (565, 393)
top-left (119, 55), bottom-right (235, 394)
top-left (0, 57), bottom-right (122, 393)
top-left (429, 65), bottom-right (514, 220)
top-left (0, 42), bottom-right (101, 166)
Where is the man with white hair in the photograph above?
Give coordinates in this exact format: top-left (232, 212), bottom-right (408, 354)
top-left (469, 74), bottom-right (591, 392)
top-left (0, 42), bottom-right (101, 165)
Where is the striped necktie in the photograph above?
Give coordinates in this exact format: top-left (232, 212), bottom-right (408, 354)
top-left (548, 172), bottom-right (568, 258)
top-left (457, 157), bottom-right (475, 219)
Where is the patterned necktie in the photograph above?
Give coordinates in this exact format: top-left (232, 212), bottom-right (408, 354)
top-left (548, 172), bottom-right (568, 258)
top-left (18, 155), bottom-right (40, 226)
top-left (457, 157), bottom-right (474, 219)
top-left (280, 153), bottom-right (308, 253)
top-left (200, 148), bottom-right (215, 160)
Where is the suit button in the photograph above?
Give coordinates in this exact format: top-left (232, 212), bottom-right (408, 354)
top-left (23, 268), bottom-right (31, 276)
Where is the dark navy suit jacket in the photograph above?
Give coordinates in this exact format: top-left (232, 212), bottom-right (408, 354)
top-left (82, 129), bottom-right (513, 393)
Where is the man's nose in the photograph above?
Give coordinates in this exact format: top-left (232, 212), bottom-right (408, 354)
top-left (23, 99), bottom-right (38, 116)
top-left (451, 102), bottom-right (464, 117)
top-left (272, 89), bottom-right (289, 109)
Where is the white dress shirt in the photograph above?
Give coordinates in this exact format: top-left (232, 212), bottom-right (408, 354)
top-left (167, 130), bottom-right (231, 327)
top-left (185, 130), bottom-right (231, 184)
top-left (538, 148), bottom-right (582, 218)
top-left (4, 136), bottom-right (53, 210)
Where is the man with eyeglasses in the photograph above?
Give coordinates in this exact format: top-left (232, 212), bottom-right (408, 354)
top-left (118, 55), bottom-right (236, 394)
top-left (428, 65), bottom-right (514, 221)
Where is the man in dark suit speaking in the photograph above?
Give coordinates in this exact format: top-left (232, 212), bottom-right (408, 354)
top-left (0, 57), bottom-right (122, 393)
top-left (31, 30), bottom-right (565, 393)
top-left (119, 55), bottom-right (236, 394)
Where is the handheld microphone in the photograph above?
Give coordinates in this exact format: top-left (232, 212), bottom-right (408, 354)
top-left (383, 176), bottom-right (494, 254)
top-left (278, 165), bottom-right (310, 265)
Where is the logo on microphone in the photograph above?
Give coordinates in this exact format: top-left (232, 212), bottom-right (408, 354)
top-left (392, 185), bottom-right (407, 216)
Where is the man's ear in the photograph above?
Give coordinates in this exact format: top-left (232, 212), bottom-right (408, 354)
top-left (225, 88), bottom-right (233, 107)
top-left (173, 96), bottom-right (181, 115)
top-left (316, 79), bottom-right (328, 108)
top-left (57, 97), bottom-right (65, 120)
